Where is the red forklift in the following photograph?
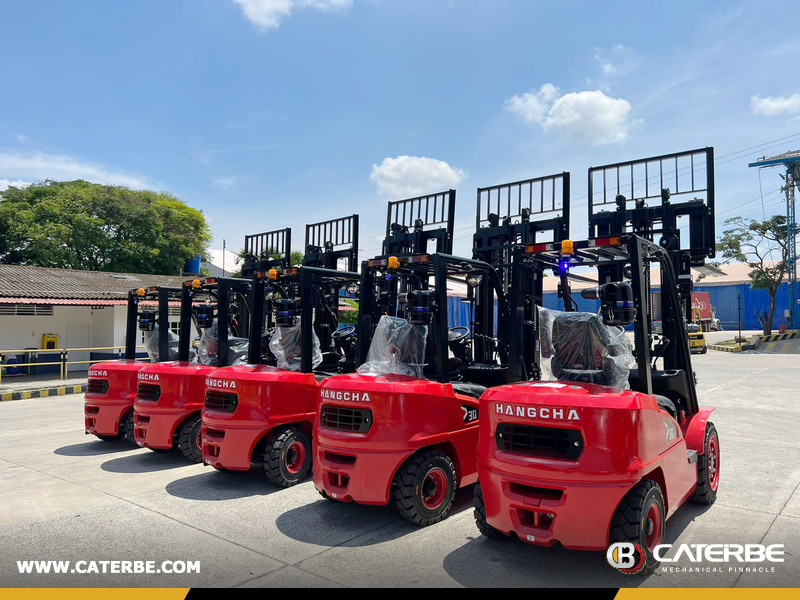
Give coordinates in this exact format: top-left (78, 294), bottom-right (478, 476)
top-left (474, 148), bottom-right (720, 575)
top-left (201, 215), bottom-right (361, 486)
top-left (132, 260), bottom-right (263, 461)
top-left (84, 285), bottom-right (181, 443)
top-left (314, 179), bottom-right (571, 525)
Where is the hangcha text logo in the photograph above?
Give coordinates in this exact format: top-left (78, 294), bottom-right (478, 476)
top-left (495, 403), bottom-right (580, 421)
top-left (89, 370), bottom-right (108, 377)
top-left (138, 373), bottom-right (160, 382)
top-left (321, 389), bottom-right (371, 403)
top-left (206, 379), bottom-right (236, 389)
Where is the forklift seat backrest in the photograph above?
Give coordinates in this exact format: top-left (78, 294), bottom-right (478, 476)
top-left (541, 311), bottom-right (632, 389)
top-left (358, 316), bottom-right (428, 378)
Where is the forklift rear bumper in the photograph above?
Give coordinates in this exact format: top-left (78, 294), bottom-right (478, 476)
top-left (477, 461), bottom-right (634, 551)
top-left (84, 396), bottom-right (133, 437)
top-left (313, 439), bottom-right (413, 505)
top-left (201, 419), bottom-right (264, 471)
top-left (133, 405), bottom-right (185, 449)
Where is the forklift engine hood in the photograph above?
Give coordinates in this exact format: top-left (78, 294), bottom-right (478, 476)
top-left (479, 382), bottom-right (682, 479)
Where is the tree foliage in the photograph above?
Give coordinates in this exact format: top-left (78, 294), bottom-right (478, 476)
top-left (0, 180), bottom-right (211, 275)
top-left (717, 214), bottom-right (789, 334)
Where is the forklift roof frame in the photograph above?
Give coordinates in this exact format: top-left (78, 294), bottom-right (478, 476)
top-left (247, 214), bottom-right (362, 371)
top-left (178, 277), bottom-right (253, 366)
top-left (124, 286), bottom-right (182, 362)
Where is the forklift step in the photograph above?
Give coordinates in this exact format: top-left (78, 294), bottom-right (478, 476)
top-left (687, 449), bottom-right (698, 464)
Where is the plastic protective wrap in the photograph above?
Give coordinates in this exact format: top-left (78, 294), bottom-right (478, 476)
top-left (197, 321), bottom-right (249, 366)
top-left (269, 316), bottom-right (322, 372)
top-left (358, 315), bottom-right (428, 379)
top-left (142, 325), bottom-right (182, 362)
top-left (538, 307), bottom-right (633, 389)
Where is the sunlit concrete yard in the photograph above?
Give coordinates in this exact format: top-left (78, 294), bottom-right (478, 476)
top-left (0, 350), bottom-right (798, 588)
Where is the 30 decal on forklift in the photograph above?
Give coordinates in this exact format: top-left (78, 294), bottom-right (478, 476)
top-left (494, 403), bottom-right (580, 421)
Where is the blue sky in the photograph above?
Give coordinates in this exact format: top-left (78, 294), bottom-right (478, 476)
top-left (1, 0), bottom-right (799, 259)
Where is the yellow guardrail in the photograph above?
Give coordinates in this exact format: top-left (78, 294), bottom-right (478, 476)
top-left (0, 346), bottom-right (148, 383)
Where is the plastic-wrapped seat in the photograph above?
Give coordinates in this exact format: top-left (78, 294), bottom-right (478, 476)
top-left (358, 316), bottom-right (427, 378)
top-left (538, 308), bottom-right (633, 389)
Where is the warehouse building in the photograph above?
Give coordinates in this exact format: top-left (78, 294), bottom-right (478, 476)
top-left (0, 265), bottom-right (187, 374)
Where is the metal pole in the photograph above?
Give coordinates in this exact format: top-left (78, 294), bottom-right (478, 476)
top-left (738, 294), bottom-right (742, 347)
top-left (222, 239), bottom-right (227, 278)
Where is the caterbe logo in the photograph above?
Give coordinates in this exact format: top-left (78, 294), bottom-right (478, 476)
top-left (138, 373), bottom-right (160, 382)
top-left (206, 378), bottom-right (236, 389)
top-left (88, 370), bottom-right (108, 377)
top-left (495, 403), bottom-right (580, 421)
top-left (321, 389), bottom-right (371, 403)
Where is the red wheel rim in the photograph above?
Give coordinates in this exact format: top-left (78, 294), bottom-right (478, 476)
top-left (707, 435), bottom-right (719, 491)
top-left (645, 502), bottom-right (663, 553)
top-left (196, 430), bottom-right (202, 451)
top-left (285, 441), bottom-right (306, 474)
top-left (421, 468), bottom-right (448, 510)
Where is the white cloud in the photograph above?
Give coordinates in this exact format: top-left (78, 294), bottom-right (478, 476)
top-left (370, 156), bottom-right (467, 198)
top-left (0, 151), bottom-right (152, 189)
top-left (211, 177), bottom-right (237, 189)
top-left (751, 94), bottom-right (800, 117)
top-left (0, 179), bottom-right (29, 191)
top-left (504, 84), bottom-right (560, 125)
top-left (505, 84), bottom-right (636, 145)
top-left (233, 0), bottom-right (352, 30)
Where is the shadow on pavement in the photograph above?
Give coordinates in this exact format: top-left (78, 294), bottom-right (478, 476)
top-left (100, 449), bottom-right (189, 473)
top-left (54, 439), bottom-right (137, 457)
top-left (443, 535), bottom-right (643, 588)
top-left (275, 485), bottom-right (475, 548)
top-left (166, 468), bottom-right (284, 501)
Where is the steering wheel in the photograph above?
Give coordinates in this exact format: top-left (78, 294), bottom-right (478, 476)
top-left (332, 325), bottom-right (356, 340)
top-left (448, 326), bottom-right (470, 342)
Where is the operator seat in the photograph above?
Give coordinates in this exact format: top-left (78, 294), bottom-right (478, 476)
top-left (542, 313), bottom-right (629, 387)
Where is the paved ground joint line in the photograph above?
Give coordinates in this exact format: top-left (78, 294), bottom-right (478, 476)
top-left (0, 454), bottom-right (292, 573)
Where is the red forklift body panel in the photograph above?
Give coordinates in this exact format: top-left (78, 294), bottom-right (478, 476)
top-left (133, 361), bottom-right (216, 449)
top-left (201, 364), bottom-right (318, 470)
top-left (313, 372), bottom-right (480, 505)
top-left (476, 381), bottom-right (699, 550)
top-left (84, 360), bottom-right (145, 437)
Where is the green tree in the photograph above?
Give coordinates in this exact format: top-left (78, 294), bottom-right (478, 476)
top-left (229, 247), bottom-right (304, 277)
top-left (0, 180), bottom-right (210, 275)
top-left (717, 215), bottom-right (789, 335)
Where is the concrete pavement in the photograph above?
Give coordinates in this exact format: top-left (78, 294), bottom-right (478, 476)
top-left (0, 351), bottom-right (798, 588)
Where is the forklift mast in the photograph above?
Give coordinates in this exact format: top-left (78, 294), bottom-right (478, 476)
top-left (473, 173), bottom-right (572, 378)
top-left (356, 191), bottom-right (457, 367)
top-left (178, 277), bottom-right (253, 366)
top-left (304, 215), bottom-right (359, 271)
top-left (526, 147), bottom-right (716, 417)
top-left (124, 286), bottom-right (181, 361)
top-left (246, 215), bottom-right (361, 371)
top-left (242, 228), bottom-right (293, 277)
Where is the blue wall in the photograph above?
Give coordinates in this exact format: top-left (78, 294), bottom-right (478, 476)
top-left (448, 282), bottom-right (795, 332)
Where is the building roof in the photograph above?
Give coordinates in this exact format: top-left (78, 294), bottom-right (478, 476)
top-left (0, 264), bottom-right (189, 302)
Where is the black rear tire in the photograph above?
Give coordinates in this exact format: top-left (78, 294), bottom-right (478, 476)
top-left (263, 426), bottom-right (312, 487)
top-left (473, 480), bottom-right (507, 540)
top-left (609, 479), bottom-right (666, 576)
top-left (691, 422), bottom-right (719, 505)
top-left (178, 414), bottom-right (203, 463)
top-left (120, 410), bottom-right (135, 443)
top-left (394, 450), bottom-right (457, 527)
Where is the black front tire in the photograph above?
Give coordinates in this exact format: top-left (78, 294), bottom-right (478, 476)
top-left (263, 426), bottom-right (312, 487)
top-left (609, 480), bottom-right (666, 576)
top-left (691, 422), bottom-right (719, 505)
top-left (394, 450), bottom-right (457, 527)
top-left (178, 415), bottom-right (203, 463)
top-left (473, 480), bottom-right (507, 540)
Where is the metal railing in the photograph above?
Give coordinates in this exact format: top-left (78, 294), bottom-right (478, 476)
top-left (0, 345), bottom-right (148, 383)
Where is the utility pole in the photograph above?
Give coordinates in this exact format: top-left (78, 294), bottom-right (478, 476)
top-left (749, 151), bottom-right (799, 330)
top-left (222, 239), bottom-right (227, 277)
